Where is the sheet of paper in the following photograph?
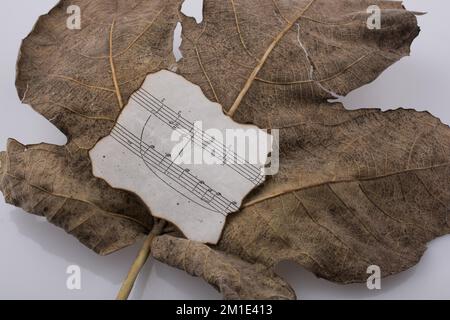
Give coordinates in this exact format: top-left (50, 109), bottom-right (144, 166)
top-left (90, 70), bottom-right (271, 244)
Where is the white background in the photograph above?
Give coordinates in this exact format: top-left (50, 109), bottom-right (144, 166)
top-left (1, 0), bottom-right (449, 300)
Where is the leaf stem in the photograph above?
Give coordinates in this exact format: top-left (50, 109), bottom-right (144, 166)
top-left (116, 219), bottom-right (166, 300)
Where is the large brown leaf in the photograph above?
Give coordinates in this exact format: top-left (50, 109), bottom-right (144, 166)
top-left (2, 0), bottom-right (450, 299)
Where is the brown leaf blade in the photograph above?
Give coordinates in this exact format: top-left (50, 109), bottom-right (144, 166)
top-left (152, 235), bottom-right (296, 300)
top-left (16, 0), bottom-right (181, 149)
top-left (178, 0), bottom-right (419, 125)
top-left (218, 107), bottom-right (450, 283)
top-left (0, 139), bottom-right (152, 255)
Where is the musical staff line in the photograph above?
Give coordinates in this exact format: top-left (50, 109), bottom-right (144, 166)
top-left (111, 128), bottom-right (237, 214)
top-left (132, 91), bottom-right (261, 184)
top-left (139, 88), bottom-right (261, 173)
top-left (110, 123), bottom-right (240, 215)
top-left (130, 88), bottom-right (265, 185)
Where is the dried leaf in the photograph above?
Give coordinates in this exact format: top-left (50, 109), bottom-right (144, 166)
top-left (2, 0), bottom-right (450, 299)
top-left (0, 139), bottom-right (152, 255)
top-left (152, 235), bottom-right (296, 300)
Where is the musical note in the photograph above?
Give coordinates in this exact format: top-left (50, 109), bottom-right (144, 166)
top-left (179, 168), bottom-right (190, 178)
top-left (160, 153), bottom-right (174, 173)
top-left (169, 111), bottom-right (182, 129)
top-left (201, 189), bottom-right (218, 204)
top-left (144, 144), bottom-right (155, 154)
top-left (192, 180), bottom-right (205, 193)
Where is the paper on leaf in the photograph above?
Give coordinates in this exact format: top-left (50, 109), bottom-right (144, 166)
top-left (90, 70), bottom-right (271, 243)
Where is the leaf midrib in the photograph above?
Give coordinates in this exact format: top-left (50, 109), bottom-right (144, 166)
top-left (243, 162), bottom-right (450, 208)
